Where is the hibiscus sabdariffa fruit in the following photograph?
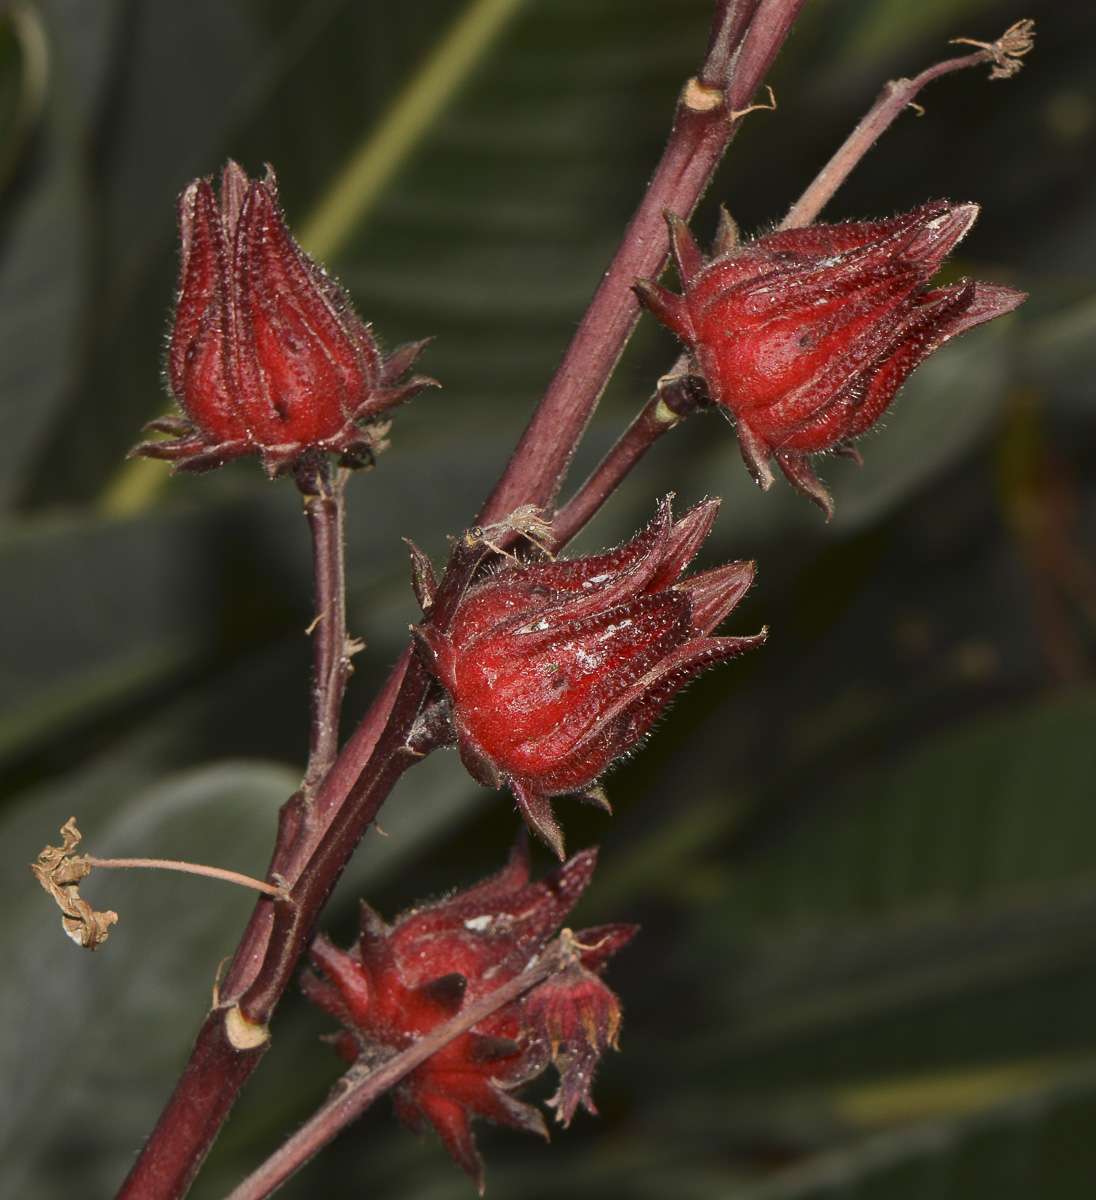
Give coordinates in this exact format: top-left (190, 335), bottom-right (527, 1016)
top-left (132, 160), bottom-right (434, 475)
top-left (301, 841), bottom-right (635, 1189)
top-left (635, 201), bottom-right (1026, 517)
top-left (415, 497), bottom-right (766, 857)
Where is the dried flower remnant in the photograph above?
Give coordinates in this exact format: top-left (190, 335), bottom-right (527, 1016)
top-left (301, 842), bottom-right (635, 1189)
top-left (522, 931), bottom-right (625, 1126)
top-left (951, 18), bottom-right (1035, 81)
top-left (131, 160), bottom-right (435, 476)
top-left (31, 819), bottom-right (118, 950)
top-left (635, 201), bottom-right (1026, 517)
top-left (414, 497), bottom-right (766, 857)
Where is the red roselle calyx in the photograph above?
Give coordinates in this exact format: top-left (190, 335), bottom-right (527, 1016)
top-left (414, 497), bottom-right (766, 858)
top-left (131, 160), bottom-right (435, 476)
top-left (635, 201), bottom-right (1026, 518)
top-left (301, 842), bottom-right (636, 1189)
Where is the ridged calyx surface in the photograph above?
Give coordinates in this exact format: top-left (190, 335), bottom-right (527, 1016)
top-left (132, 160), bottom-right (434, 475)
top-left (301, 842), bottom-right (635, 1189)
top-left (416, 497), bottom-right (766, 856)
top-left (635, 201), bottom-right (1026, 517)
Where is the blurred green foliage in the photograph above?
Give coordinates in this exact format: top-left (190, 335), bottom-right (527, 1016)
top-left (1, 0), bottom-right (1095, 1196)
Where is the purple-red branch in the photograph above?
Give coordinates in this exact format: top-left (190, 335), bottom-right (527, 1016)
top-left (698, 0), bottom-right (762, 89)
top-left (780, 19), bottom-right (1035, 230)
top-left (479, 0), bottom-right (809, 526)
top-left (549, 363), bottom-right (707, 550)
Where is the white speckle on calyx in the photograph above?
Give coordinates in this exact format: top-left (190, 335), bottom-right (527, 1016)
top-left (464, 915), bottom-right (493, 932)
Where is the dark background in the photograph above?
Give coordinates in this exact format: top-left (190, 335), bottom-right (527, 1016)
top-left (2, 0), bottom-right (1096, 1196)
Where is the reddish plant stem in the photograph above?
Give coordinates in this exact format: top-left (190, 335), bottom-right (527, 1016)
top-left (549, 364), bottom-right (707, 550)
top-left (239, 524), bottom-right (495, 1022)
top-left (211, 492), bottom-right (409, 1009)
top-left (116, 664), bottom-right (432, 1200)
top-left (296, 453), bottom-right (353, 794)
top-left (117, 533), bottom-right (494, 1200)
top-left (133, 1024), bottom-right (267, 1200)
top-left (217, 653), bottom-right (411, 1010)
top-left (479, 0), bottom-right (809, 526)
top-left (698, 0), bottom-right (762, 88)
top-left (114, 5), bottom-right (810, 1197)
top-left (309, 645), bottom-right (411, 833)
top-left (779, 21), bottom-right (1035, 229)
top-left (238, 664), bottom-right (431, 1021)
top-left (224, 944), bottom-right (569, 1200)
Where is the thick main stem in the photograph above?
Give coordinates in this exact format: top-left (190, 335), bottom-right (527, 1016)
top-left (237, 661), bottom-right (432, 1021)
top-left (479, 0), bottom-right (809, 526)
top-left (114, 658), bottom-right (430, 1200)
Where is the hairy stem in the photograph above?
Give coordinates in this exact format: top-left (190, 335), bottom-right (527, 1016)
top-left (114, 649), bottom-right (433, 1200)
top-left (116, 529), bottom-right (494, 1200)
top-left (549, 363), bottom-right (708, 550)
top-left (296, 453), bottom-right (353, 793)
top-left (237, 660), bottom-right (433, 1021)
top-left (224, 943), bottom-right (569, 1200)
top-left (780, 19), bottom-right (1035, 230)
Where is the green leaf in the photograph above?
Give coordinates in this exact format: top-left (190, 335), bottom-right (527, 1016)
top-left (0, 0), bottom-right (129, 512)
top-left (0, 755), bottom-right (299, 1199)
top-left (0, 510), bottom-right (215, 763)
top-left (0, 126), bottom-right (86, 512)
top-left (736, 1063), bottom-right (1096, 1200)
top-left (729, 687), bottom-right (1096, 925)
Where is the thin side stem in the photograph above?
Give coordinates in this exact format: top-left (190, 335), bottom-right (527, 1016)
top-left (224, 946), bottom-right (567, 1200)
top-left (549, 363), bottom-right (707, 550)
top-left (780, 20), bottom-right (1035, 230)
top-left (206, 648), bottom-right (411, 1023)
top-left (296, 453), bottom-right (352, 793)
top-left (84, 857), bottom-right (286, 899)
top-left (309, 644), bottom-right (411, 835)
top-left (238, 659), bottom-right (432, 1021)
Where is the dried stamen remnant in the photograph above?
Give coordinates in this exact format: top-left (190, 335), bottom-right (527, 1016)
top-left (31, 819), bottom-right (118, 950)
